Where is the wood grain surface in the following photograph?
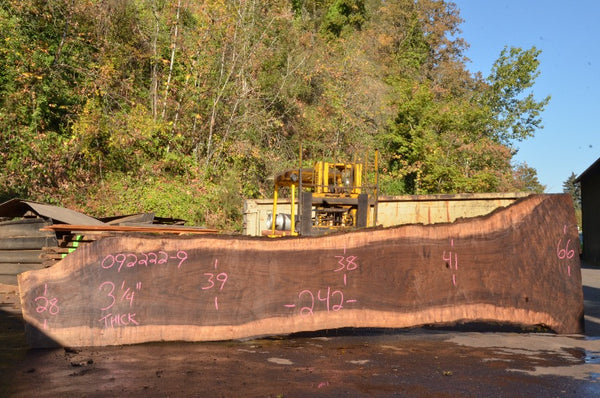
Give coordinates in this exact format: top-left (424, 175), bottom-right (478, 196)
top-left (18, 194), bottom-right (584, 347)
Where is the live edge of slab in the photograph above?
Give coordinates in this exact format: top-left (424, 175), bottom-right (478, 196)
top-left (18, 194), bottom-right (584, 347)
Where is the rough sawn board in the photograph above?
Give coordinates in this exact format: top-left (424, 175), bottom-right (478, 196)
top-left (18, 194), bottom-right (584, 347)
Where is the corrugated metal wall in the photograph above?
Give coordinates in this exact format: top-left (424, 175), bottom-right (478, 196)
top-left (580, 170), bottom-right (600, 266)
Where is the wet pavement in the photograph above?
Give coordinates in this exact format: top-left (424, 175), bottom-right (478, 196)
top-left (1, 266), bottom-right (599, 397)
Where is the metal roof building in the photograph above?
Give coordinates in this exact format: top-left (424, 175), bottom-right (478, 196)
top-left (576, 157), bottom-right (600, 266)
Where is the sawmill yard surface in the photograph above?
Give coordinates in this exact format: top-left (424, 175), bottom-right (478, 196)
top-left (0, 265), bottom-right (598, 397)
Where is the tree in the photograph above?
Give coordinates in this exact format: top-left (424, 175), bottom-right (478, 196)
top-left (563, 172), bottom-right (582, 229)
top-left (320, 0), bottom-right (366, 39)
top-left (508, 163), bottom-right (545, 193)
top-left (563, 172), bottom-right (581, 210)
top-left (0, 0), bottom-right (552, 229)
top-left (481, 46), bottom-right (550, 145)
top-left (379, 41), bottom-right (550, 193)
top-left (0, 0), bottom-right (95, 198)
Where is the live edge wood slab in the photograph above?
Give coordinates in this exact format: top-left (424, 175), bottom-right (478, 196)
top-left (18, 194), bottom-right (584, 347)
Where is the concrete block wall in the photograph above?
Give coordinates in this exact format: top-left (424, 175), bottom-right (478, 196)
top-left (243, 192), bottom-right (532, 236)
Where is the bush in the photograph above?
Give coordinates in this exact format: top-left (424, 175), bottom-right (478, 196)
top-left (66, 171), bottom-right (243, 232)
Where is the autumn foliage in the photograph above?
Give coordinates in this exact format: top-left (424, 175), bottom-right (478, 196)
top-left (0, 0), bottom-right (548, 230)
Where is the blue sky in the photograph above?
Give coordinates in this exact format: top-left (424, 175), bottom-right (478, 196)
top-left (453, 0), bottom-right (599, 192)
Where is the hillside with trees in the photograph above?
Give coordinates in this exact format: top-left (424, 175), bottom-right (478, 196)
top-left (0, 0), bottom-right (549, 231)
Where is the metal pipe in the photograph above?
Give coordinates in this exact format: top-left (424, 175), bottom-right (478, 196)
top-left (271, 187), bottom-right (278, 236)
top-left (298, 144), bottom-right (303, 233)
top-left (374, 149), bottom-right (379, 227)
top-left (290, 184), bottom-right (296, 235)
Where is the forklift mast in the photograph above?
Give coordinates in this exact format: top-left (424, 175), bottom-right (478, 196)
top-left (268, 152), bottom-right (378, 237)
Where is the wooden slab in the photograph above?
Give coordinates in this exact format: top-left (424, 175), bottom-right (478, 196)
top-left (0, 218), bottom-right (54, 238)
top-left (0, 236), bottom-right (58, 250)
top-left (18, 194), bottom-right (584, 347)
top-left (0, 282), bottom-right (22, 314)
top-left (40, 224), bottom-right (219, 234)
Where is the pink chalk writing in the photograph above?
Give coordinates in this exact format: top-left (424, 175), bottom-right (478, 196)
top-left (201, 259), bottom-right (228, 310)
top-left (556, 238), bottom-right (575, 260)
top-left (98, 280), bottom-right (142, 311)
top-left (297, 289), bottom-right (314, 315)
top-left (34, 284), bottom-right (60, 330)
top-left (98, 312), bottom-right (139, 328)
top-left (319, 287), bottom-right (345, 312)
top-left (202, 272), bottom-right (228, 291)
top-left (96, 249), bottom-right (187, 328)
top-left (334, 254), bottom-right (359, 272)
top-left (284, 287), bottom-right (357, 315)
top-left (443, 238), bottom-right (459, 287)
top-left (35, 286), bottom-right (60, 316)
top-left (101, 250), bottom-right (188, 272)
top-left (334, 246), bottom-right (359, 286)
top-left (285, 245), bottom-right (359, 315)
top-left (557, 225), bottom-right (576, 277)
top-left (318, 381), bottom-right (330, 389)
top-left (97, 279), bottom-right (142, 329)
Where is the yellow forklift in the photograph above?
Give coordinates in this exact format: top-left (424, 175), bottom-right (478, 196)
top-left (267, 151), bottom-right (379, 236)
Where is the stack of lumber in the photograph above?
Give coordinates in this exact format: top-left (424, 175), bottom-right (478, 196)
top-left (39, 224), bottom-right (219, 267)
top-left (0, 201), bottom-right (202, 285)
top-left (0, 218), bottom-right (57, 285)
top-left (0, 283), bottom-right (22, 314)
top-left (41, 234), bottom-right (103, 268)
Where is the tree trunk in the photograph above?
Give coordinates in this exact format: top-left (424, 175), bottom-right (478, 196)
top-left (161, 0), bottom-right (181, 120)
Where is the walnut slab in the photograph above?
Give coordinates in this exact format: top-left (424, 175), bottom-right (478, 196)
top-left (18, 194), bottom-right (584, 347)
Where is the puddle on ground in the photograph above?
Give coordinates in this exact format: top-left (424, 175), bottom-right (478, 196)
top-left (585, 351), bottom-right (600, 364)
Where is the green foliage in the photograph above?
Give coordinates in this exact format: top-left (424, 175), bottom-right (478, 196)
top-left (320, 0), bottom-right (366, 38)
top-left (0, 0), bottom-right (549, 227)
top-left (77, 172), bottom-right (242, 231)
top-left (563, 172), bottom-right (581, 210)
top-left (508, 163), bottom-right (545, 193)
top-left (482, 46), bottom-right (551, 144)
top-left (562, 172), bottom-right (582, 229)
top-left (380, 47), bottom-right (548, 194)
